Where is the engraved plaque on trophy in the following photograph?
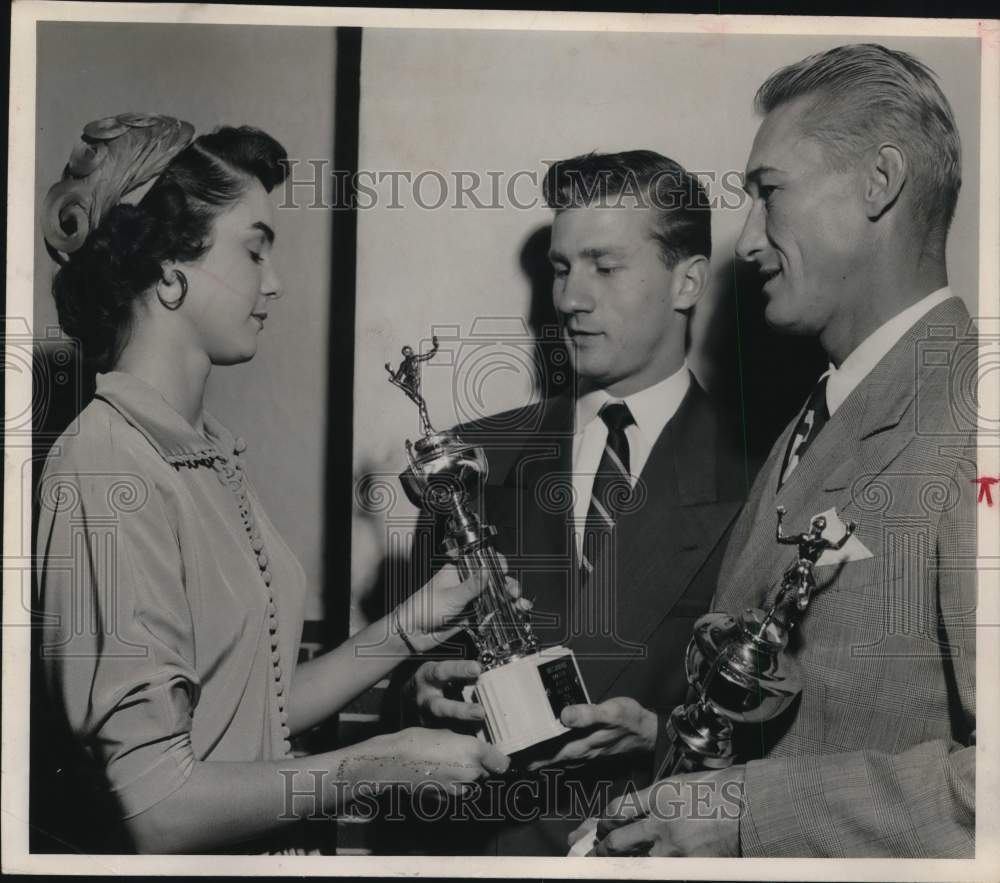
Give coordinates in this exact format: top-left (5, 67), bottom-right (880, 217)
top-left (387, 336), bottom-right (590, 756)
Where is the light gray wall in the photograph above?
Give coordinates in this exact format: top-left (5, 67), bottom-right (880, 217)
top-left (34, 23), bottom-right (336, 618)
top-left (352, 29), bottom-right (981, 630)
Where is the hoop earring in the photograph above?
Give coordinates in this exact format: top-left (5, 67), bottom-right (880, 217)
top-left (156, 270), bottom-right (188, 311)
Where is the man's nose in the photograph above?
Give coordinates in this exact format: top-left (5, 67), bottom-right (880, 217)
top-left (553, 270), bottom-right (595, 315)
top-left (735, 201), bottom-right (767, 263)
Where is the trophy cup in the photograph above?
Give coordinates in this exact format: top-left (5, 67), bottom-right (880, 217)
top-left (655, 506), bottom-right (857, 778)
top-left (387, 337), bottom-right (590, 757)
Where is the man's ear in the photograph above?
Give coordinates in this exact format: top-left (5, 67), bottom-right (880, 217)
top-left (670, 254), bottom-right (710, 311)
top-left (864, 143), bottom-right (907, 221)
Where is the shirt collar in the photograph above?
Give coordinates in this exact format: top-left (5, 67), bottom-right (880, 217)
top-left (94, 371), bottom-right (240, 466)
top-left (575, 363), bottom-right (691, 437)
top-left (825, 287), bottom-right (953, 416)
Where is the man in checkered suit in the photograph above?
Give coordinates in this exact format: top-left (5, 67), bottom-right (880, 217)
top-left (573, 44), bottom-right (977, 858)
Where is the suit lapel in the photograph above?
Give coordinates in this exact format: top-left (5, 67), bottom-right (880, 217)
top-left (582, 381), bottom-right (742, 700)
top-left (488, 395), bottom-right (577, 636)
top-left (721, 297), bottom-right (969, 606)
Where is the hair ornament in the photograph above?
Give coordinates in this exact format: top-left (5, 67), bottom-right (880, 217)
top-left (42, 113), bottom-right (195, 264)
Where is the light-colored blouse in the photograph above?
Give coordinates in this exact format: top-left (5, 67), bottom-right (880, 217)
top-left (37, 371), bottom-right (307, 822)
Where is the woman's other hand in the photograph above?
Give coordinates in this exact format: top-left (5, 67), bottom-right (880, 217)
top-left (394, 559), bottom-right (530, 652)
top-left (347, 726), bottom-right (509, 796)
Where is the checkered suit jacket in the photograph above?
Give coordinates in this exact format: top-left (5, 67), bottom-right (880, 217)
top-left (713, 297), bottom-right (977, 857)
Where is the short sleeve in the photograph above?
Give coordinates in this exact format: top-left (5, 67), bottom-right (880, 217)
top-left (37, 447), bottom-right (201, 819)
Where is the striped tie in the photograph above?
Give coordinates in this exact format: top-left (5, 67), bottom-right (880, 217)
top-left (580, 402), bottom-right (635, 575)
top-left (779, 375), bottom-right (830, 489)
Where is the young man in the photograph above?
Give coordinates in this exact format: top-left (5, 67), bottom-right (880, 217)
top-left (400, 151), bottom-right (752, 854)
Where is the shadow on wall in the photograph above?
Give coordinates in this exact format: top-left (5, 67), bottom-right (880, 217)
top-left (700, 237), bottom-right (827, 462)
top-left (520, 223), bottom-right (573, 401)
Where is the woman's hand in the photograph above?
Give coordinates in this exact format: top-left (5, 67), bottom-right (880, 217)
top-left (394, 560), bottom-right (529, 652)
top-left (345, 726), bottom-right (510, 796)
top-left (410, 659), bottom-right (485, 728)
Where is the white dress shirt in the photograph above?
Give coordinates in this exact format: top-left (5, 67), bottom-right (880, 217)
top-left (572, 364), bottom-right (691, 558)
top-left (822, 287), bottom-right (952, 416)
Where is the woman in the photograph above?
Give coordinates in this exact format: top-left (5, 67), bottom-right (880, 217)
top-left (36, 114), bottom-right (517, 854)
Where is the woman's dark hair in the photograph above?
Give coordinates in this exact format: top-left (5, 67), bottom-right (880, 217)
top-left (52, 125), bottom-right (288, 370)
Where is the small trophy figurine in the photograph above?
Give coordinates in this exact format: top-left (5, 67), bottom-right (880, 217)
top-left (655, 507), bottom-right (856, 777)
top-left (386, 337), bottom-right (440, 436)
top-left (387, 336), bottom-right (590, 757)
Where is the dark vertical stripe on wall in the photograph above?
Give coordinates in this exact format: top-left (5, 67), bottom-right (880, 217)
top-left (323, 27), bottom-right (363, 649)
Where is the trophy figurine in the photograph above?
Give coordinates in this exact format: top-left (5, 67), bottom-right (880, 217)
top-left (655, 506), bottom-right (856, 778)
top-left (387, 337), bottom-right (590, 757)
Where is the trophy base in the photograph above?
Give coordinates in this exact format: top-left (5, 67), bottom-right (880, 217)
top-left (469, 646), bottom-right (589, 757)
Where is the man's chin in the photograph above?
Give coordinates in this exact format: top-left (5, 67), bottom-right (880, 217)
top-left (762, 297), bottom-right (803, 334)
top-left (565, 353), bottom-right (607, 385)
top-left (762, 310), bottom-right (818, 339)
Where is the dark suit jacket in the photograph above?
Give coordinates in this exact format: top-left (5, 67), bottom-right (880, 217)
top-left (704, 297), bottom-right (977, 857)
top-left (387, 375), bottom-right (753, 855)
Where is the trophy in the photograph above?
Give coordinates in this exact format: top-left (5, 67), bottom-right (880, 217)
top-left (387, 337), bottom-right (590, 757)
top-left (655, 506), bottom-right (857, 778)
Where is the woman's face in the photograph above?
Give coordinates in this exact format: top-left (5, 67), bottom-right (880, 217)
top-left (180, 181), bottom-right (282, 365)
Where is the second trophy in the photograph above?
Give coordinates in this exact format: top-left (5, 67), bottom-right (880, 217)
top-left (387, 336), bottom-right (590, 757)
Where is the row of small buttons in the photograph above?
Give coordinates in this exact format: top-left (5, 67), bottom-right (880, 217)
top-left (214, 437), bottom-right (291, 756)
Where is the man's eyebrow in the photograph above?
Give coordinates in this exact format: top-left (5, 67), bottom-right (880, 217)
top-left (744, 165), bottom-right (784, 188)
top-left (582, 246), bottom-right (623, 259)
top-left (250, 221), bottom-right (275, 244)
top-left (548, 245), bottom-right (627, 262)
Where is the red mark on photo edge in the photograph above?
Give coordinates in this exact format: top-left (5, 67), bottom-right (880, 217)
top-left (972, 477), bottom-right (999, 506)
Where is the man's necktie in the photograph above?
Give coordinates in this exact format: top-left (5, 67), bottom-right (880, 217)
top-left (580, 402), bottom-right (635, 575)
top-left (779, 374), bottom-right (830, 489)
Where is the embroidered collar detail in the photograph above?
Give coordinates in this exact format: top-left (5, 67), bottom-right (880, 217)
top-left (93, 371), bottom-right (242, 468)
